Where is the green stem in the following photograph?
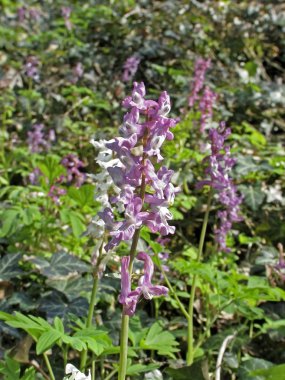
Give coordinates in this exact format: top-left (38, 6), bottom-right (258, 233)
top-left (161, 266), bottom-right (190, 321)
top-left (186, 191), bottom-right (212, 366)
top-left (80, 274), bottom-right (99, 371)
top-left (118, 314), bottom-right (130, 380)
top-left (118, 167), bottom-right (146, 380)
top-left (91, 355), bottom-right (96, 380)
top-left (43, 353), bottom-right (55, 380)
top-left (105, 368), bottom-right (118, 380)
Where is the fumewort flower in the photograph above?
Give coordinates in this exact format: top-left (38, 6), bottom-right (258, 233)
top-left (24, 56), bottom-right (40, 81)
top-left (97, 82), bottom-right (178, 315)
top-left (71, 62), bottom-right (84, 83)
top-left (27, 124), bottom-right (55, 153)
top-left (199, 86), bottom-right (217, 132)
top-left (122, 56), bottom-right (140, 82)
top-left (61, 6), bottom-right (72, 31)
top-left (100, 82), bottom-right (178, 252)
top-left (197, 122), bottom-right (242, 252)
top-left (188, 58), bottom-right (211, 108)
top-left (61, 154), bottom-right (86, 187)
top-left (64, 364), bottom-right (91, 380)
top-left (119, 253), bottom-right (168, 316)
top-left (48, 185), bottom-right (66, 205)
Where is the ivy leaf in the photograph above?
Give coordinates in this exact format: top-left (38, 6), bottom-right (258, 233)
top-left (46, 276), bottom-right (92, 301)
top-left (165, 360), bottom-right (210, 380)
top-left (238, 358), bottom-right (273, 380)
top-left (38, 252), bottom-right (90, 278)
top-left (238, 185), bottom-right (265, 211)
top-left (0, 253), bottom-right (23, 281)
top-left (39, 292), bottom-right (89, 319)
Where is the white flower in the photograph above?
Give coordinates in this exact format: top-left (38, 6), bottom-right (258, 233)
top-left (265, 184), bottom-right (284, 204)
top-left (65, 364), bottom-right (91, 380)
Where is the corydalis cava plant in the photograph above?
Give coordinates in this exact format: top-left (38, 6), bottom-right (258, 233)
top-left (99, 81), bottom-right (178, 315)
top-left (197, 123), bottom-right (243, 252)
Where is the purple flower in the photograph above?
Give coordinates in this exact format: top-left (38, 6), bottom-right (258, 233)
top-left (188, 58), bottom-right (211, 108)
top-left (61, 154), bottom-right (86, 187)
top-left (122, 56), bottom-right (140, 82)
top-left (25, 56), bottom-right (40, 81)
top-left (29, 168), bottom-right (41, 185)
top-left (119, 256), bottom-right (138, 316)
top-left (197, 123), bottom-right (242, 252)
top-left (101, 82), bottom-right (178, 253)
top-left (98, 82), bottom-right (177, 315)
top-left (27, 124), bottom-right (53, 153)
top-left (71, 63), bottom-right (84, 83)
top-left (48, 185), bottom-right (66, 205)
top-left (17, 7), bottom-right (26, 22)
top-left (105, 197), bottom-right (149, 251)
top-left (29, 8), bottom-right (41, 21)
top-left (61, 7), bottom-right (72, 31)
top-left (119, 253), bottom-right (168, 316)
top-left (199, 86), bottom-right (217, 132)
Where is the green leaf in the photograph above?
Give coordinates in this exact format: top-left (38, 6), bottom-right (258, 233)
top-left (69, 211), bottom-right (86, 238)
top-left (38, 156), bottom-right (65, 184)
top-left (141, 322), bottom-right (179, 358)
top-left (34, 252), bottom-right (90, 278)
top-left (47, 276), bottom-right (92, 301)
top-left (20, 367), bottom-right (36, 380)
top-left (238, 358), bottom-right (274, 380)
top-left (238, 184), bottom-right (265, 211)
top-left (251, 363), bottom-right (285, 379)
top-left (0, 253), bottom-right (23, 281)
top-left (54, 317), bottom-right (64, 334)
top-left (248, 276), bottom-right (269, 289)
top-left (36, 329), bottom-right (62, 355)
top-left (165, 360), bottom-right (210, 380)
top-left (0, 209), bottom-right (20, 237)
top-left (0, 356), bottom-right (21, 379)
top-left (235, 156), bottom-right (271, 177)
top-left (126, 363), bottom-right (160, 376)
top-left (68, 184), bottom-right (96, 208)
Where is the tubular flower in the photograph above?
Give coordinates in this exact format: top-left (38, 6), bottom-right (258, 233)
top-left (119, 253), bottom-right (168, 316)
top-left (188, 58), bottom-right (211, 108)
top-left (98, 82), bottom-right (177, 315)
top-left (100, 82), bottom-right (178, 252)
top-left (197, 123), bottom-right (243, 252)
top-left (122, 55), bottom-right (140, 82)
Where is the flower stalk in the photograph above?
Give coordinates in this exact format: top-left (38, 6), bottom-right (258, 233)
top-left (187, 190), bottom-right (212, 365)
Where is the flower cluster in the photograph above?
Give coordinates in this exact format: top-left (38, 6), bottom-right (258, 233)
top-left (122, 56), bottom-right (140, 82)
top-left (71, 63), bottom-right (84, 84)
top-left (119, 252), bottom-right (168, 316)
top-left (25, 56), bottom-right (40, 81)
top-left (99, 82), bottom-right (178, 252)
top-left (97, 82), bottom-right (178, 314)
top-left (61, 7), bottom-right (72, 31)
top-left (199, 86), bottom-right (217, 132)
top-left (197, 123), bottom-right (242, 252)
top-left (17, 6), bottom-right (41, 23)
top-left (188, 58), bottom-right (211, 108)
top-left (188, 58), bottom-right (217, 132)
top-left (61, 154), bottom-right (86, 187)
top-left (48, 185), bottom-right (67, 205)
top-left (27, 124), bottom-right (55, 153)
